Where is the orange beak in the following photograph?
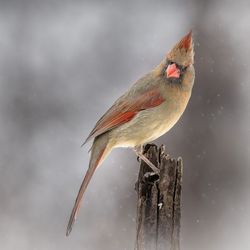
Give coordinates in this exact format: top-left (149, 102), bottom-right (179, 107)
top-left (166, 63), bottom-right (180, 78)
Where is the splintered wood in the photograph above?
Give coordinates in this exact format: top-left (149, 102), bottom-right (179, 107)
top-left (135, 144), bottom-right (183, 250)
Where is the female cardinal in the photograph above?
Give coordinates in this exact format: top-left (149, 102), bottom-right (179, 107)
top-left (66, 31), bottom-right (195, 235)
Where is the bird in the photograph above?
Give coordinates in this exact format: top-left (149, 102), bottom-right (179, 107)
top-left (66, 31), bottom-right (195, 236)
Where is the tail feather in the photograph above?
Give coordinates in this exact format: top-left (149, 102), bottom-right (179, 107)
top-left (66, 134), bottom-right (110, 236)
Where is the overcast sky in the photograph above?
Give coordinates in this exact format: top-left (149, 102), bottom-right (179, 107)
top-left (0, 0), bottom-right (249, 249)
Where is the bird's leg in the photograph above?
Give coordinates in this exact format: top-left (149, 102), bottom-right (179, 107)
top-left (135, 145), bottom-right (143, 162)
top-left (133, 146), bottom-right (159, 174)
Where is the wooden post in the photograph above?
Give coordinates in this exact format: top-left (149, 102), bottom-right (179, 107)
top-left (135, 144), bottom-right (183, 250)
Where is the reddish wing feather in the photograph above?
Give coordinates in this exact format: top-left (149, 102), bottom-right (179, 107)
top-left (84, 88), bottom-right (164, 142)
top-left (100, 111), bottom-right (136, 130)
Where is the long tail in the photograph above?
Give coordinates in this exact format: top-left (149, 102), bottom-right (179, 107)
top-left (66, 133), bottom-right (111, 236)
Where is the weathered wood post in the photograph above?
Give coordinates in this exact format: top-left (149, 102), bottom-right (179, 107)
top-left (135, 144), bottom-right (183, 250)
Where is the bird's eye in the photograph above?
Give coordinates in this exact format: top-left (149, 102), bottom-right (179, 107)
top-left (180, 65), bottom-right (187, 72)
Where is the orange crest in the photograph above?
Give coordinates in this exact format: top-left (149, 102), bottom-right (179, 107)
top-left (167, 31), bottom-right (194, 67)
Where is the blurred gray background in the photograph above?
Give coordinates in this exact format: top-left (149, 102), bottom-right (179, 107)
top-left (0, 0), bottom-right (249, 249)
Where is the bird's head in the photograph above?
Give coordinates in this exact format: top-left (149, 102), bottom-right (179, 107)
top-left (156, 31), bottom-right (195, 90)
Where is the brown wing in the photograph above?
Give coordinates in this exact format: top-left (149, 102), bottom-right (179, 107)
top-left (83, 87), bottom-right (165, 145)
